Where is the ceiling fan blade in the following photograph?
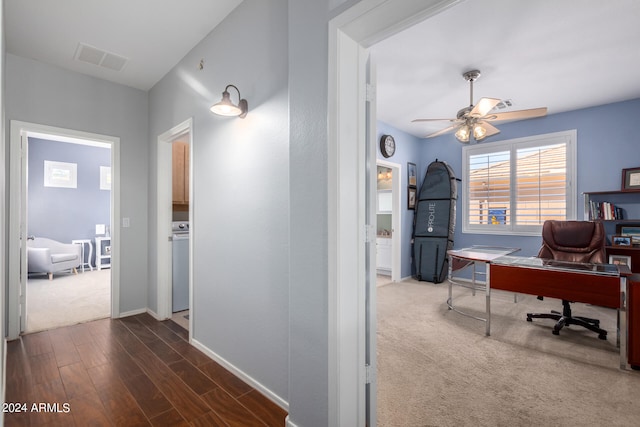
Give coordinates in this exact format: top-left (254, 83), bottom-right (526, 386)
top-left (425, 125), bottom-right (458, 138)
top-left (469, 97), bottom-right (501, 118)
top-left (486, 107), bottom-right (547, 122)
top-left (481, 121), bottom-right (500, 137)
top-left (412, 118), bottom-right (457, 123)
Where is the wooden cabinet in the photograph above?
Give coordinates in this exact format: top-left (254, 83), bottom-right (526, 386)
top-left (172, 141), bottom-right (190, 206)
top-left (584, 190), bottom-right (640, 273)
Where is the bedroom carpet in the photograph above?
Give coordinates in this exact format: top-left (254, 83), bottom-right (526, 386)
top-left (377, 278), bottom-right (640, 426)
top-left (26, 269), bottom-right (110, 333)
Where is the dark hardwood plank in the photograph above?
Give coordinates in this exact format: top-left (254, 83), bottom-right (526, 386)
top-left (189, 410), bottom-right (229, 427)
top-left (199, 361), bottom-right (253, 397)
top-left (237, 390), bottom-right (288, 427)
top-left (122, 373), bottom-right (173, 419)
top-left (201, 387), bottom-right (265, 427)
top-left (29, 378), bottom-right (75, 427)
top-left (76, 341), bottom-right (109, 369)
top-left (68, 391), bottom-right (112, 426)
top-left (49, 328), bottom-right (82, 367)
top-left (28, 352), bottom-right (60, 386)
top-left (148, 408), bottom-right (190, 427)
top-left (167, 359), bottom-right (217, 395)
top-left (95, 377), bottom-right (151, 426)
top-left (163, 320), bottom-right (189, 341)
top-left (21, 330), bottom-right (53, 356)
top-left (144, 339), bottom-right (183, 365)
top-left (58, 361), bottom-right (95, 399)
top-left (130, 349), bottom-right (210, 422)
top-left (120, 317), bottom-right (162, 345)
top-left (110, 320), bottom-right (149, 354)
top-left (167, 340), bottom-right (211, 367)
top-left (67, 323), bottom-right (94, 346)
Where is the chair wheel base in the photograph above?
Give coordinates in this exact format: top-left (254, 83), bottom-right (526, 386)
top-left (598, 333), bottom-right (607, 340)
top-left (552, 329), bottom-right (560, 336)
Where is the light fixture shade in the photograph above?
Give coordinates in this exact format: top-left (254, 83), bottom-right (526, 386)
top-left (473, 124), bottom-right (487, 140)
top-left (455, 125), bottom-right (470, 142)
top-left (210, 84), bottom-right (248, 118)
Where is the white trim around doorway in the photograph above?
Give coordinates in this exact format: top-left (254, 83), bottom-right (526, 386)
top-left (8, 121), bottom-right (121, 340)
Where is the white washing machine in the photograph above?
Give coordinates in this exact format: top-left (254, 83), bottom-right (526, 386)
top-left (172, 222), bottom-right (189, 312)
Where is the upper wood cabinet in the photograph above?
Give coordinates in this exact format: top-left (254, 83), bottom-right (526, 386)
top-left (172, 141), bottom-right (189, 205)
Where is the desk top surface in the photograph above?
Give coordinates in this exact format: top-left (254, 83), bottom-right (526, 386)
top-left (492, 255), bottom-right (620, 276)
top-left (448, 246), bottom-right (520, 262)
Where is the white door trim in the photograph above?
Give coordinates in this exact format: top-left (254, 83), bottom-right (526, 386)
top-left (328, 1), bottom-right (461, 425)
top-left (377, 159), bottom-right (402, 282)
top-left (8, 120), bottom-right (120, 340)
top-left (156, 118), bottom-right (193, 336)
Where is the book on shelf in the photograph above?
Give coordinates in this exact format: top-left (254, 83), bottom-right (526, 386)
top-left (589, 200), bottom-right (624, 220)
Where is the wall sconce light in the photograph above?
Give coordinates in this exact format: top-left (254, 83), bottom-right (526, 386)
top-left (210, 84), bottom-right (248, 118)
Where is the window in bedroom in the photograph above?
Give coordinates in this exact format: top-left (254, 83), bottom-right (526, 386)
top-left (462, 130), bottom-right (576, 235)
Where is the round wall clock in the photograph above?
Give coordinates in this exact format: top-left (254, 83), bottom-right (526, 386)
top-left (380, 134), bottom-right (396, 158)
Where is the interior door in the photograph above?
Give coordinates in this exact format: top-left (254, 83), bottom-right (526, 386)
top-left (365, 51), bottom-right (378, 427)
top-left (19, 132), bottom-right (28, 333)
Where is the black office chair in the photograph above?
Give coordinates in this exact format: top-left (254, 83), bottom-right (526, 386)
top-left (526, 220), bottom-right (608, 339)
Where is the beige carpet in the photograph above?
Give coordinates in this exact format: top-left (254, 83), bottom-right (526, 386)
top-left (26, 269), bottom-right (110, 333)
top-left (377, 278), bottom-right (640, 426)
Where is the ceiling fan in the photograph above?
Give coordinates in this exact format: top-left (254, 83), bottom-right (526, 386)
top-left (412, 70), bottom-right (547, 143)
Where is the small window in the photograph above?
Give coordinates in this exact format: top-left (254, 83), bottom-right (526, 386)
top-left (462, 130), bottom-right (577, 235)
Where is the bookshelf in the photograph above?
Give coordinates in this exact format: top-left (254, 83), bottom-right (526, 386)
top-left (584, 190), bottom-right (640, 273)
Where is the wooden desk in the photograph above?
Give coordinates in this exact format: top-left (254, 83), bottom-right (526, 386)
top-left (489, 256), bottom-right (630, 370)
top-left (447, 248), bottom-right (632, 370)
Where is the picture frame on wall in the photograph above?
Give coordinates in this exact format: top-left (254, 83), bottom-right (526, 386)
top-left (44, 160), bottom-right (77, 188)
top-left (408, 186), bottom-right (417, 210)
top-left (621, 167), bottom-right (640, 192)
top-left (407, 162), bottom-right (417, 187)
top-left (609, 254), bottom-right (631, 269)
top-left (617, 223), bottom-right (640, 245)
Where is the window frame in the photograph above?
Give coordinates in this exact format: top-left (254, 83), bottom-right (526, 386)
top-left (462, 130), bottom-right (577, 236)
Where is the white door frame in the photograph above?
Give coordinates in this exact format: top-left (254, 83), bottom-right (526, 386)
top-left (328, 1), bottom-right (461, 425)
top-left (156, 118), bottom-right (193, 336)
top-left (376, 159), bottom-right (402, 283)
top-left (8, 121), bottom-right (121, 340)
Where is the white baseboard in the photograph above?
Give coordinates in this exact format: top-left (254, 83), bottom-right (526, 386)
top-left (145, 308), bottom-right (168, 321)
top-left (285, 415), bottom-right (299, 427)
top-left (117, 307), bottom-right (147, 318)
top-left (191, 338), bottom-right (289, 413)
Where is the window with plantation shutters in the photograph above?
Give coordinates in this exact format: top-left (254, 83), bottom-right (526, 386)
top-left (462, 130), bottom-right (577, 235)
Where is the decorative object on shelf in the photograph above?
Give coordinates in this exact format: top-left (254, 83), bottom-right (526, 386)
top-left (408, 186), bottom-right (417, 210)
top-left (612, 235), bottom-right (632, 246)
top-left (379, 134), bottom-right (395, 158)
top-left (408, 162), bottom-right (417, 186)
top-left (622, 167), bottom-right (640, 192)
top-left (618, 224), bottom-right (640, 245)
top-left (210, 84), bottom-right (248, 118)
top-left (609, 254), bottom-right (632, 269)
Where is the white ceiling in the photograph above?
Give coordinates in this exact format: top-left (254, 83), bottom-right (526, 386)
top-left (4, 0), bottom-right (640, 140)
top-left (373, 0), bottom-right (640, 138)
top-left (4, 0), bottom-right (243, 91)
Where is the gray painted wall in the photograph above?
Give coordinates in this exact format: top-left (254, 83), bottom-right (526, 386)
top-left (148, 0), bottom-right (290, 408)
top-left (27, 137), bottom-right (110, 266)
top-left (5, 53), bottom-right (149, 314)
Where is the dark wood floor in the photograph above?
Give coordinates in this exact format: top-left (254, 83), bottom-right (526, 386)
top-left (5, 313), bottom-right (287, 426)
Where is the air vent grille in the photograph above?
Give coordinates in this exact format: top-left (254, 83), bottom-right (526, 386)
top-left (496, 99), bottom-right (513, 109)
top-left (74, 43), bottom-right (128, 72)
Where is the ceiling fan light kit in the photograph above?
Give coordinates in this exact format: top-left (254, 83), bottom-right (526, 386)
top-left (412, 69), bottom-right (547, 144)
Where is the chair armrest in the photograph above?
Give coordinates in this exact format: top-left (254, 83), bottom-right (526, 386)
top-left (27, 247), bottom-right (52, 272)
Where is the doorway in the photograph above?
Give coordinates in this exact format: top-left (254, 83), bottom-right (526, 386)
top-left (328, 0), bottom-right (459, 424)
top-left (8, 121), bottom-right (121, 340)
top-left (25, 135), bottom-right (112, 332)
top-left (376, 160), bottom-right (401, 285)
top-left (156, 118), bottom-right (193, 334)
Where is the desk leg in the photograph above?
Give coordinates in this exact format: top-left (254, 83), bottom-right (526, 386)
top-left (485, 265), bottom-right (491, 336)
top-left (620, 275), bottom-right (628, 370)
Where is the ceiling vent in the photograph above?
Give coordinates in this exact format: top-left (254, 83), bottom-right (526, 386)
top-left (495, 99), bottom-right (513, 109)
top-left (74, 43), bottom-right (128, 72)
